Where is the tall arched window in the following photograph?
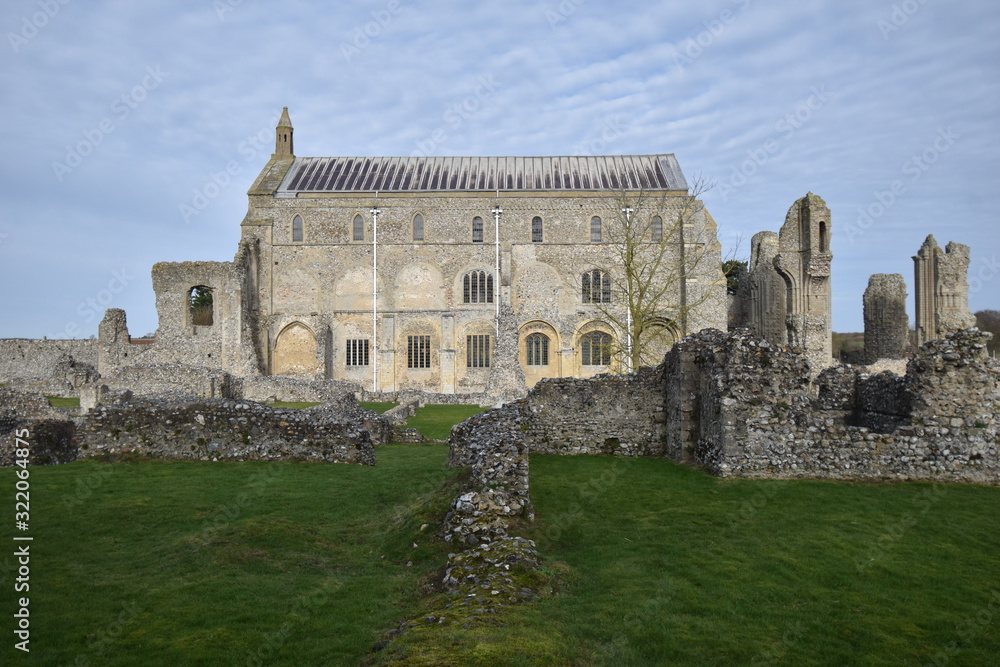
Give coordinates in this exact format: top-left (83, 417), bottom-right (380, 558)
top-left (189, 286), bottom-right (213, 326)
top-left (582, 269), bottom-right (611, 304)
top-left (472, 216), bottom-right (484, 243)
top-left (413, 214), bottom-right (424, 242)
top-left (651, 215), bottom-right (663, 242)
top-left (353, 214), bottom-right (364, 241)
top-left (526, 333), bottom-right (549, 366)
top-left (590, 216), bottom-right (602, 243)
top-left (532, 216), bottom-right (543, 243)
top-left (292, 215), bottom-right (303, 242)
top-left (463, 270), bottom-right (494, 304)
top-left (581, 331), bottom-right (612, 366)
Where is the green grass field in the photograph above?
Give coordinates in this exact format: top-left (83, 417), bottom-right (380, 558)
top-left (3, 443), bottom-right (998, 665)
top-left (405, 404), bottom-right (488, 440)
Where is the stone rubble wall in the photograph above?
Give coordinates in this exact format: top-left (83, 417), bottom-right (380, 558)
top-left (0, 387), bottom-right (65, 433)
top-left (0, 420), bottom-right (78, 467)
top-left (444, 404), bottom-right (532, 546)
top-left (692, 329), bottom-right (998, 484)
top-left (520, 368), bottom-right (666, 456)
top-left (0, 339), bottom-right (98, 382)
top-left (76, 397), bottom-right (380, 465)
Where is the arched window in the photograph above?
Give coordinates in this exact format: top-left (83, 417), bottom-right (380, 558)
top-left (292, 215), bottom-right (303, 242)
top-left (413, 214), bottom-right (424, 242)
top-left (463, 270), bottom-right (494, 304)
top-left (581, 331), bottom-right (612, 366)
top-left (526, 333), bottom-right (549, 366)
top-left (353, 214), bottom-right (364, 241)
top-left (819, 221), bottom-right (829, 253)
top-left (472, 216), bottom-right (484, 243)
top-left (189, 286), bottom-right (213, 326)
top-left (532, 216), bottom-right (543, 243)
top-left (590, 216), bottom-right (602, 242)
top-left (582, 269), bottom-right (611, 304)
top-left (651, 215), bottom-right (663, 242)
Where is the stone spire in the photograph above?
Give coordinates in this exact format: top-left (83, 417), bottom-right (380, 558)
top-left (274, 106), bottom-right (293, 157)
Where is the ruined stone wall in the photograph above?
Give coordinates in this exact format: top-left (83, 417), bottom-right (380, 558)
top-left (863, 273), bottom-right (909, 363)
top-left (76, 397), bottom-right (379, 464)
top-left (444, 404), bottom-right (532, 545)
top-left (914, 236), bottom-right (976, 346)
top-left (0, 420), bottom-right (77, 467)
top-left (690, 329), bottom-right (998, 484)
top-left (519, 368), bottom-right (666, 456)
top-left (0, 339), bottom-right (98, 382)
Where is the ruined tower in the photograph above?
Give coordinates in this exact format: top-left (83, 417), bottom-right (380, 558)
top-left (913, 235), bottom-right (975, 347)
top-left (743, 193), bottom-right (833, 372)
top-left (863, 273), bottom-right (909, 362)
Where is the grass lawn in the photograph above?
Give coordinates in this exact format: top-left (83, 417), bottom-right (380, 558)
top-left (380, 455), bottom-right (1000, 666)
top-left (1, 445), bottom-right (460, 666)
top-left (46, 396), bottom-right (80, 408)
top-left (360, 401), bottom-right (398, 414)
top-left (404, 404), bottom-right (488, 440)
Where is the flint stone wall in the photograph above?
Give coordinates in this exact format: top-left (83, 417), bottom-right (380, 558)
top-left (0, 339), bottom-right (98, 382)
top-left (691, 328), bottom-right (999, 484)
top-left (76, 397), bottom-right (381, 464)
top-left (444, 405), bottom-right (532, 545)
top-left (1, 420), bottom-right (77, 467)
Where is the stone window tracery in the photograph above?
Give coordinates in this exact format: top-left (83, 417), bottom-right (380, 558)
top-left (526, 333), bottom-right (549, 366)
top-left (346, 339), bottom-right (369, 366)
top-left (581, 331), bottom-right (612, 366)
top-left (463, 270), bottom-right (494, 304)
top-left (467, 334), bottom-right (490, 368)
top-left (407, 335), bottom-right (431, 369)
top-left (582, 269), bottom-right (611, 304)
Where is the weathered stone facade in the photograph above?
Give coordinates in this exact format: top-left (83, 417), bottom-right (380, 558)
top-left (914, 235), bottom-right (976, 347)
top-left (126, 109), bottom-right (725, 399)
top-left (739, 193), bottom-right (833, 373)
top-left (863, 273), bottom-right (909, 363)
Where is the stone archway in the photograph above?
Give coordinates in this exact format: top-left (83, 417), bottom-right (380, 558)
top-left (272, 322), bottom-right (319, 376)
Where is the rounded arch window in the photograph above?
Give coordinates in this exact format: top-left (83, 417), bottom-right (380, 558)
top-left (526, 333), bottom-right (550, 366)
top-left (353, 214), bottom-right (365, 241)
top-left (413, 213), bottom-right (425, 242)
top-left (581, 331), bottom-right (612, 366)
top-left (292, 215), bottom-right (303, 242)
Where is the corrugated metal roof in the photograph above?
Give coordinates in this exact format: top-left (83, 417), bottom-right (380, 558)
top-left (277, 154), bottom-right (688, 194)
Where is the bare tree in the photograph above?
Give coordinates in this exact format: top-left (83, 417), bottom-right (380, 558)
top-left (585, 177), bottom-right (720, 372)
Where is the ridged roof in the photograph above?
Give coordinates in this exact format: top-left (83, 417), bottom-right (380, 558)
top-left (277, 154), bottom-right (688, 194)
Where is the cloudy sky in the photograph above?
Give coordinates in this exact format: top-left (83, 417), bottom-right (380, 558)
top-left (0, 0), bottom-right (996, 339)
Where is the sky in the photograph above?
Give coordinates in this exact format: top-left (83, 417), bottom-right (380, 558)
top-left (0, 0), bottom-right (997, 339)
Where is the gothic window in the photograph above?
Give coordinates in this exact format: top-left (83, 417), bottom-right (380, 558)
top-left (346, 339), bottom-right (369, 366)
top-left (189, 286), bottom-right (213, 326)
top-left (526, 333), bottom-right (549, 366)
top-left (581, 331), bottom-right (612, 366)
top-left (463, 270), bottom-right (494, 304)
top-left (413, 214), bottom-right (424, 242)
top-left (651, 215), bottom-right (663, 242)
top-left (472, 216), bottom-right (484, 243)
top-left (467, 335), bottom-right (491, 368)
top-left (532, 216), bottom-right (543, 243)
top-left (591, 216), bottom-right (602, 242)
top-left (292, 215), bottom-right (303, 242)
top-left (353, 214), bottom-right (364, 241)
top-left (582, 269), bottom-right (611, 304)
top-left (407, 335), bottom-right (431, 369)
